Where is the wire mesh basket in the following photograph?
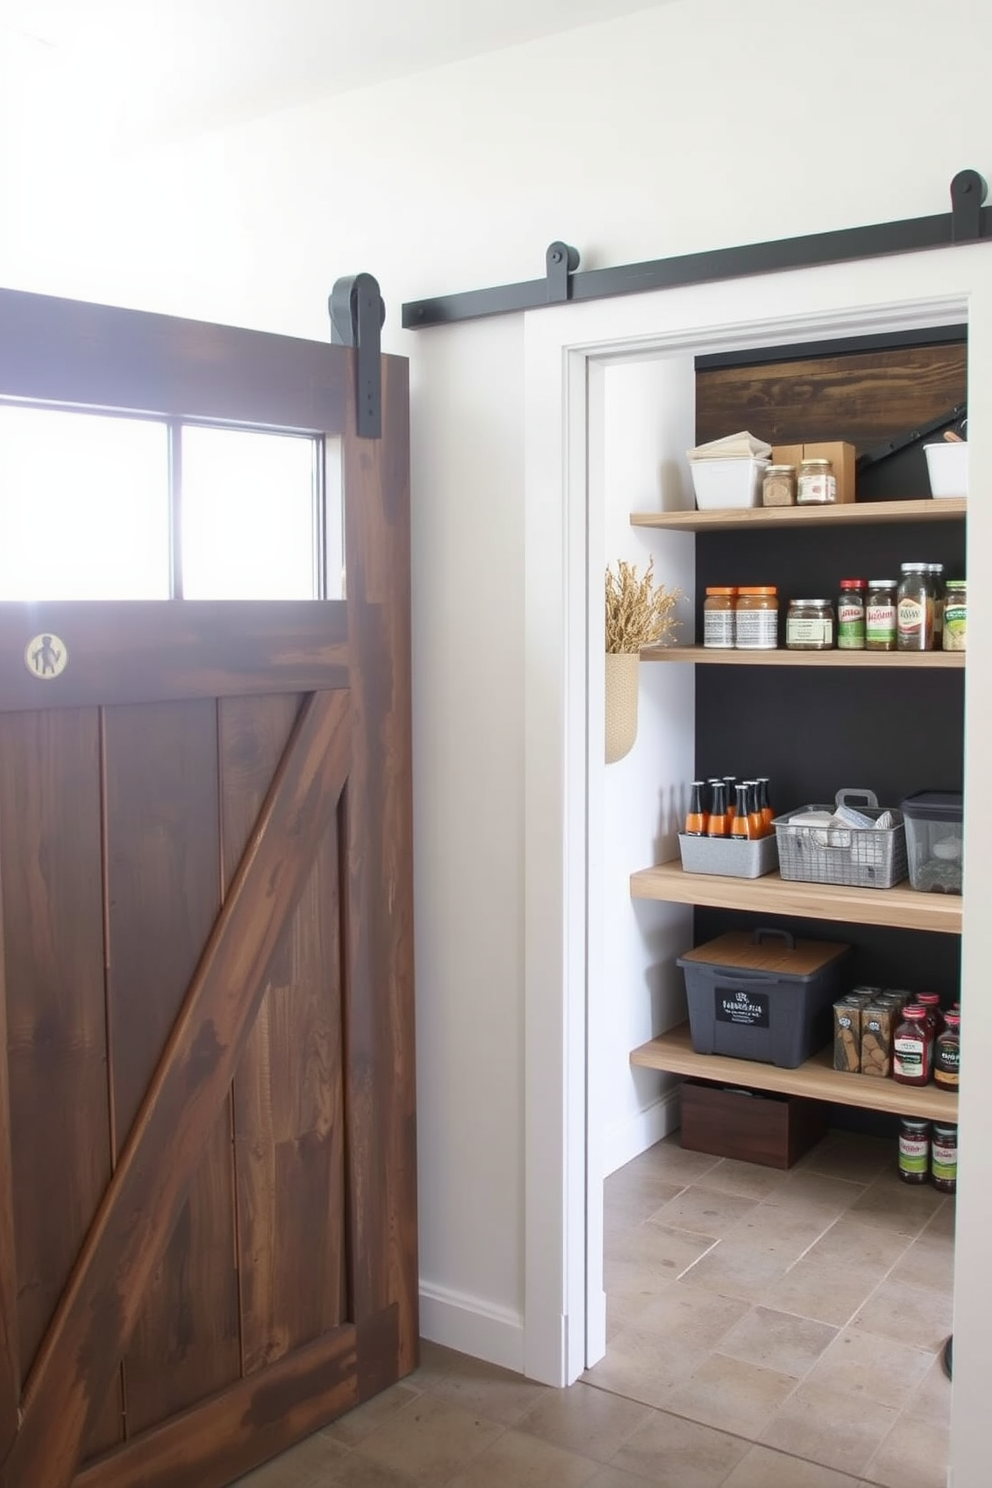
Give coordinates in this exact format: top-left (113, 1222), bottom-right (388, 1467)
top-left (772, 789), bottom-right (907, 890)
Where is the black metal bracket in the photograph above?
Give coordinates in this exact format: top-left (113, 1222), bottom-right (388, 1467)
top-left (329, 273), bottom-right (386, 438)
top-left (402, 171), bottom-right (990, 330)
top-left (856, 403), bottom-right (967, 472)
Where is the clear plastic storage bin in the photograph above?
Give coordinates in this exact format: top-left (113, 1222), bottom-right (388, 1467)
top-left (901, 791), bottom-right (963, 895)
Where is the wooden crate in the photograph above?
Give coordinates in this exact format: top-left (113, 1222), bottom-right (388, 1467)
top-left (679, 1077), bottom-right (828, 1169)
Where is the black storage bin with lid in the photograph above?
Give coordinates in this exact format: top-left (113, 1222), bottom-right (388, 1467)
top-left (901, 790), bottom-right (964, 894)
top-left (677, 927), bottom-right (851, 1069)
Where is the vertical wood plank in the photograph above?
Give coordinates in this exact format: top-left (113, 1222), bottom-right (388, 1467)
top-left (103, 700), bottom-right (240, 1434)
top-left (342, 354), bottom-right (418, 1382)
top-left (0, 710), bottom-right (112, 1393)
top-left (0, 850), bottom-right (21, 1460)
top-left (220, 694), bottom-right (347, 1374)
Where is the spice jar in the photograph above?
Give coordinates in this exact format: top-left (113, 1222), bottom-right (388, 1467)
top-left (735, 587), bottom-right (778, 650)
top-left (898, 1118), bottom-right (930, 1186)
top-left (928, 564), bottom-right (945, 643)
top-left (943, 580), bottom-right (967, 652)
top-left (703, 587), bottom-right (736, 649)
top-left (931, 1122), bottom-right (957, 1194)
top-left (797, 456), bottom-right (837, 505)
top-left (786, 599), bottom-right (834, 650)
top-left (897, 564), bottom-right (933, 651)
top-left (934, 1010), bottom-right (960, 1091)
top-left (892, 1005), bottom-right (932, 1086)
top-left (865, 580), bottom-right (898, 651)
top-left (837, 579), bottom-right (866, 650)
top-left (762, 464), bottom-right (796, 507)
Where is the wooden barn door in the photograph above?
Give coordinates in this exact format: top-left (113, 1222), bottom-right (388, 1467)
top-left (0, 289), bottom-right (416, 1488)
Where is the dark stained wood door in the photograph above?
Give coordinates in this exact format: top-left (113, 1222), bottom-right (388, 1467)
top-left (0, 288), bottom-right (416, 1488)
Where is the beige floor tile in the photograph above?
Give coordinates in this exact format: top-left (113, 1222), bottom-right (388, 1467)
top-left (722, 1442), bottom-right (865, 1488)
top-left (619, 1135), bottom-right (723, 1186)
top-left (794, 1217), bottom-right (912, 1273)
top-left (635, 1282), bottom-right (750, 1351)
top-left (903, 1356), bottom-right (953, 1428)
top-left (650, 1185), bottom-right (760, 1238)
top-left (608, 1408), bottom-right (750, 1486)
top-left (329, 1455), bottom-right (423, 1488)
top-left (664, 1351), bottom-right (798, 1439)
top-left (404, 1339), bottom-right (462, 1391)
top-left (888, 1227), bottom-right (955, 1294)
top-left (760, 1381), bottom-right (898, 1477)
top-left (604, 1173), bottom-right (688, 1232)
top-left (761, 1170), bottom-right (866, 1223)
top-left (581, 1324), bottom-right (707, 1409)
top-left (445, 1427), bottom-right (601, 1488)
top-left (922, 1197), bottom-right (955, 1239)
top-left (845, 1172), bottom-right (946, 1237)
top-left (864, 1411), bottom-right (950, 1488)
top-left (427, 1351), bottom-right (550, 1425)
top-left (723, 1201), bottom-right (829, 1256)
top-left (717, 1305), bottom-right (838, 1377)
top-left (582, 1468), bottom-right (653, 1488)
top-left (803, 1327), bottom-right (933, 1408)
top-left (679, 1209), bottom-right (823, 1305)
top-left (605, 1291), bottom-right (646, 1341)
top-left (353, 1394), bottom-right (502, 1484)
top-left (517, 1382), bottom-right (652, 1463)
top-left (324, 1384), bottom-right (422, 1447)
top-left (851, 1277), bottom-right (954, 1353)
top-left (606, 1222), bottom-right (719, 1297)
top-left (690, 1157), bottom-right (791, 1201)
top-left (766, 1257), bottom-right (889, 1328)
top-left (800, 1133), bottom-right (891, 1184)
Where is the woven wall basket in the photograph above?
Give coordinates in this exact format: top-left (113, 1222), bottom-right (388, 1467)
top-left (605, 652), bottom-right (639, 764)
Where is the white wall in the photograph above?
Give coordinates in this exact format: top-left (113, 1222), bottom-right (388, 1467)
top-left (2, 0), bottom-right (992, 1444)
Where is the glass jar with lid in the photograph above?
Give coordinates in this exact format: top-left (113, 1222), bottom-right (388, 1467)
top-left (897, 563), bottom-right (933, 651)
top-left (762, 464), bottom-right (796, 507)
top-left (786, 599), bottom-right (834, 650)
top-left (865, 580), bottom-right (898, 651)
top-left (898, 1118), bottom-right (930, 1185)
top-left (796, 456), bottom-right (837, 505)
top-left (931, 1122), bottom-right (957, 1194)
top-left (934, 1010), bottom-right (960, 1090)
top-left (928, 563), bottom-right (946, 643)
top-left (703, 587), bottom-right (736, 649)
top-left (943, 579), bottom-right (966, 652)
top-left (735, 587), bottom-right (778, 650)
top-left (837, 579), bottom-right (866, 650)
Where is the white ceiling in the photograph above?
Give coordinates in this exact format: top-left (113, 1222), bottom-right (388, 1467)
top-left (0, 0), bottom-right (671, 144)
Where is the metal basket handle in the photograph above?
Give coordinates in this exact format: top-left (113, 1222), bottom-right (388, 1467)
top-left (835, 788), bottom-right (879, 809)
top-left (750, 928), bottom-right (796, 950)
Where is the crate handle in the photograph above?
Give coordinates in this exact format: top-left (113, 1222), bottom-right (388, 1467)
top-left (750, 928), bottom-right (796, 950)
top-left (835, 788), bottom-right (879, 809)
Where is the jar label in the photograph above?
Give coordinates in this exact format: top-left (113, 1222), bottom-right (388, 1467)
top-left (932, 1138), bottom-right (957, 1181)
top-left (893, 1036), bottom-right (925, 1077)
top-left (866, 602), bottom-right (896, 643)
top-left (944, 604), bottom-right (967, 652)
top-left (899, 1136), bottom-right (928, 1174)
top-left (704, 612), bottom-right (735, 647)
top-left (837, 600), bottom-right (865, 648)
top-left (735, 610), bottom-right (778, 649)
top-left (786, 617), bottom-right (832, 646)
top-left (797, 474), bottom-right (837, 504)
top-left (897, 598), bottom-right (925, 637)
top-left (937, 1044), bottom-right (960, 1073)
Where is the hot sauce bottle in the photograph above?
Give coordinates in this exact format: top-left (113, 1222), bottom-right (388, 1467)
top-left (684, 782), bottom-right (708, 837)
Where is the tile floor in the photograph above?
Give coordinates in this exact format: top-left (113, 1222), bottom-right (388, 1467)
top-left (233, 1129), bottom-right (954, 1488)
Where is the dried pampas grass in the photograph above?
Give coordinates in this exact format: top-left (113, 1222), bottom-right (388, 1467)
top-left (605, 558), bottom-right (681, 654)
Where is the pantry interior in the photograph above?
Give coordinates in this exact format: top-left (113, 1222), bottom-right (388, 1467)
top-left (519, 252), bottom-right (992, 1474)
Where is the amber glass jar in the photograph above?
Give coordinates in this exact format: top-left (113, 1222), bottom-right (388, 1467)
top-left (893, 1006), bottom-right (932, 1086)
top-left (934, 1011), bottom-right (960, 1091)
top-left (735, 587), bottom-right (778, 650)
top-left (703, 587), bottom-right (736, 649)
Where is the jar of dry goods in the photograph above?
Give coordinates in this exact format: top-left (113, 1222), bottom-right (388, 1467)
top-left (929, 563), bottom-right (945, 643)
top-left (898, 1118), bottom-right (930, 1185)
top-left (703, 587), bottom-right (736, 649)
top-left (943, 580), bottom-right (967, 652)
top-left (786, 598), bottom-right (834, 650)
top-left (897, 564), bottom-right (933, 651)
top-left (866, 580), bottom-right (898, 651)
top-left (735, 587), bottom-right (778, 650)
top-left (934, 1010), bottom-right (960, 1090)
top-left (931, 1121), bottom-right (957, 1194)
top-left (762, 464), bottom-right (797, 507)
top-left (797, 456), bottom-right (837, 505)
top-left (837, 578), bottom-right (866, 650)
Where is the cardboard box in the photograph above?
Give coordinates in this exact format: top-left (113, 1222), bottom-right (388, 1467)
top-left (680, 1079), bottom-right (828, 1169)
top-left (770, 441), bottom-right (856, 505)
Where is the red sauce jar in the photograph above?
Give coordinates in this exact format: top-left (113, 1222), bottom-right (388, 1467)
top-left (893, 1006), bottom-right (932, 1086)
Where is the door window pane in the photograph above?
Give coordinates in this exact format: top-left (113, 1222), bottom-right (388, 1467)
top-left (180, 425), bottom-right (318, 600)
top-left (0, 405), bottom-right (170, 599)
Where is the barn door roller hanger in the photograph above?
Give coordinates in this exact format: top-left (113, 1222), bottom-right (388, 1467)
top-left (330, 272), bottom-right (386, 437)
top-left (401, 169), bottom-right (989, 331)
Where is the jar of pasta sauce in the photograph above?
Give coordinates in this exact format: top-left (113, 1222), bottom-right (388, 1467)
top-left (931, 1122), bottom-right (957, 1194)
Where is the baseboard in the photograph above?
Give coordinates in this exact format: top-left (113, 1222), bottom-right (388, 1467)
top-left (602, 1086), bottom-right (682, 1177)
top-left (419, 1280), bottom-right (525, 1374)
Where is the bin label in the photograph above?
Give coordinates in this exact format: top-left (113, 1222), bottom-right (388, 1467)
top-left (715, 988), bottom-right (770, 1027)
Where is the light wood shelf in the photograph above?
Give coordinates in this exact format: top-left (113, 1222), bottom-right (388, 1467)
top-left (630, 498), bottom-right (967, 532)
top-left (630, 860), bottom-right (962, 935)
top-left (630, 1021), bottom-right (958, 1122)
top-left (641, 645), bottom-right (965, 668)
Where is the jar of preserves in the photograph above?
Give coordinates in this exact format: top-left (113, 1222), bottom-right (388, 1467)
top-left (893, 1005), bottom-right (932, 1085)
top-left (786, 599), bottom-right (834, 650)
top-left (797, 456), bottom-right (837, 505)
top-left (931, 1121), bottom-right (957, 1194)
top-left (703, 587), bottom-right (736, 649)
top-left (916, 992), bottom-right (943, 1039)
top-left (897, 564), bottom-right (933, 652)
top-left (928, 564), bottom-right (946, 643)
top-left (943, 579), bottom-right (967, 652)
top-left (898, 1118), bottom-right (930, 1185)
top-left (735, 587), bottom-right (778, 650)
top-left (934, 1010), bottom-right (960, 1091)
top-left (837, 579), bottom-right (866, 650)
top-left (762, 464), bottom-right (797, 507)
top-left (865, 580), bottom-right (898, 651)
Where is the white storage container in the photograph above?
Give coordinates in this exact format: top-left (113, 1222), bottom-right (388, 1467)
top-left (924, 441), bottom-right (968, 499)
top-left (690, 458), bottom-right (769, 511)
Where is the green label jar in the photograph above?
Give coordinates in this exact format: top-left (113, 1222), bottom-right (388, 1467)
top-left (866, 580), bottom-right (897, 651)
top-left (943, 579), bottom-right (967, 653)
top-left (837, 579), bottom-right (866, 649)
top-left (898, 1118), bottom-right (930, 1184)
top-left (931, 1122), bottom-right (957, 1193)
